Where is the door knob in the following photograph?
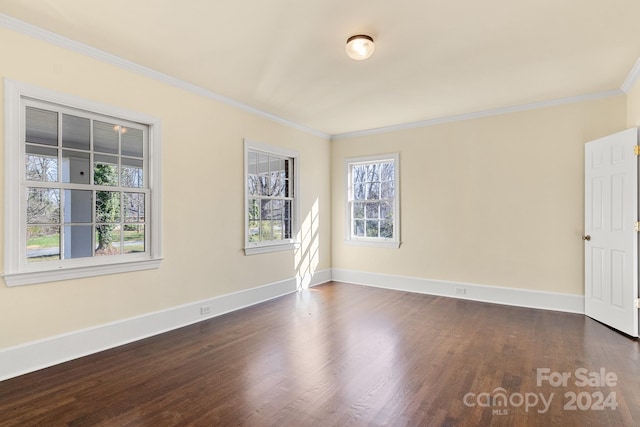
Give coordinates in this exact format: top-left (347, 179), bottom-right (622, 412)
top-left (582, 235), bottom-right (591, 241)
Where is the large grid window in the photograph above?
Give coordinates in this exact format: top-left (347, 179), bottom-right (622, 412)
top-left (346, 153), bottom-right (400, 248)
top-left (24, 104), bottom-right (147, 262)
top-left (4, 81), bottom-right (162, 286)
top-left (244, 140), bottom-right (298, 255)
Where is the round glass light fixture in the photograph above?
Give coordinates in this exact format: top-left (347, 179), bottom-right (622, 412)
top-left (345, 34), bottom-right (375, 60)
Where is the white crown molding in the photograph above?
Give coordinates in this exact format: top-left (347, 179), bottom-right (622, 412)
top-left (332, 269), bottom-right (585, 314)
top-left (331, 89), bottom-right (625, 140)
top-left (3, 12), bottom-right (640, 142)
top-left (1, 13), bottom-right (637, 141)
top-left (0, 14), bottom-right (329, 140)
top-left (621, 56), bottom-right (640, 93)
top-left (0, 269), bottom-right (332, 381)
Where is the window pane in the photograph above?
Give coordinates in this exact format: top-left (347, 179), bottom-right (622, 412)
top-left (26, 107), bottom-right (58, 146)
top-left (95, 155), bottom-right (119, 187)
top-left (95, 225), bottom-right (120, 256)
top-left (354, 220), bottom-right (365, 236)
top-left (366, 182), bottom-right (380, 200)
top-left (380, 201), bottom-right (394, 219)
top-left (272, 199), bottom-right (283, 220)
top-left (257, 175), bottom-right (269, 196)
top-left (381, 221), bottom-right (394, 238)
top-left (260, 199), bottom-right (273, 241)
top-left (27, 225), bottom-right (60, 262)
top-left (261, 199), bottom-right (271, 220)
top-left (269, 158), bottom-right (283, 197)
top-left (94, 121), bottom-right (119, 154)
top-left (284, 200), bottom-right (292, 220)
top-left (284, 175), bottom-right (290, 198)
top-left (271, 170), bottom-right (284, 197)
top-left (62, 150), bottom-right (90, 184)
top-left (380, 162), bottom-right (394, 181)
top-left (366, 163), bottom-right (380, 182)
top-left (273, 157), bottom-right (283, 170)
top-left (96, 191), bottom-right (121, 223)
top-left (256, 153), bottom-right (268, 172)
top-left (248, 174), bottom-right (259, 196)
top-left (124, 224), bottom-right (145, 254)
top-left (64, 225), bottom-right (94, 259)
top-left (248, 199), bottom-right (260, 220)
top-left (94, 160), bottom-right (119, 186)
top-left (353, 184), bottom-right (365, 200)
top-left (124, 192), bottom-right (145, 223)
top-left (121, 158), bottom-right (143, 188)
top-left (258, 154), bottom-right (270, 196)
top-left (260, 220), bottom-right (272, 241)
top-left (353, 202), bottom-right (365, 219)
top-left (366, 220), bottom-right (379, 238)
top-left (26, 145), bottom-right (58, 182)
top-left (283, 219), bottom-right (292, 239)
top-left (27, 188), bottom-right (60, 224)
top-left (272, 219), bottom-right (283, 240)
top-left (121, 127), bottom-right (143, 157)
top-left (62, 114), bottom-right (90, 150)
top-left (366, 202), bottom-right (380, 219)
top-left (64, 190), bottom-right (92, 223)
top-left (284, 159), bottom-right (291, 197)
top-left (248, 151), bottom-right (258, 175)
top-left (248, 221), bottom-right (260, 242)
top-left (352, 164), bottom-right (366, 185)
top-left (381, 182), bottom-right (394, 199)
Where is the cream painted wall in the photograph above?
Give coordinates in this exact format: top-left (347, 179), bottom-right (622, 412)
top-left (0, 28), bottom-right (331, 348)
top-left (332, 97), bottom-right (627, 295)
top-left (0, 22), bottom-right (634, 353)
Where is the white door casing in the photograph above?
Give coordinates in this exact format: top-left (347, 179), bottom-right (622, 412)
top-left (584, 128), bottom-right (639, 337)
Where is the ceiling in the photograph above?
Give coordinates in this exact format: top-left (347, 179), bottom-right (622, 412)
top-left (1, 0), bottom-right (640, 137)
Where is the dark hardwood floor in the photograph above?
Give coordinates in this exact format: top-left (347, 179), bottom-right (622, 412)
top-left (0, 282), bottom-right (638, 426)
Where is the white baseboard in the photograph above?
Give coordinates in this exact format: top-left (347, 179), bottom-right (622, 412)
top-left (0, 269), bottom-right (331, 381)
top-left (332, 269), bottom-right (585, 315)
top-left (0, 268), bottom-right (584, 381)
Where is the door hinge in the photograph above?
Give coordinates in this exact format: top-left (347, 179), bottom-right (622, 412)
top-left (635, 222), bottom-right (640, 232)
top-left (635, 145), bottom-right (640, 155)
top-left (635, 299), bottom-right (640, 309)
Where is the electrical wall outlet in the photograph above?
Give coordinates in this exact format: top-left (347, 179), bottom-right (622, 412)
top-left (455, 287), bottom-right (467, 295)
top-left (200, 305), bottom-right (212, 315)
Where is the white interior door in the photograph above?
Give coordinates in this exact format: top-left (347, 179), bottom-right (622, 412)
top-left (584, 128), bottom-right (638, 337)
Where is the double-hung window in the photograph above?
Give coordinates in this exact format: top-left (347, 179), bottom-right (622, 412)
top-left (244, 140), bottom-right (298, 255)
top-left (3, 81), bottom-right (162, 286)
top-left (345, 153), bottom-right (400, 248)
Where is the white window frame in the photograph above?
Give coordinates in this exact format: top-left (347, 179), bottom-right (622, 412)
top-left (3, 79), bottom-right (162, 286)
top-left (345, 153), bottom-right (400, 248)
top-left (244, 139), bottom-right (299, 255)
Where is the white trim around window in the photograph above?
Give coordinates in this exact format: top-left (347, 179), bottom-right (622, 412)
top-left (345, 153), bottom-right (400, 248)
top-left (243, 139), bottom-right (299, 255)
top-left (3, 79), bottom-right (163, 286)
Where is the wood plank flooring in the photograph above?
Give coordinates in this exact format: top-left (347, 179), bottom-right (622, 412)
top-left (0, 282), bottom-right (638, 426)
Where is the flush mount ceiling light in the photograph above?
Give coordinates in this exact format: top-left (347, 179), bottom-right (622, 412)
top-left (345, 34), bottom-right (375, 60)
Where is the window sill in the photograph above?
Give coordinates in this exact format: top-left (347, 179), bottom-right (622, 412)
top-left (244, 242), bottom-right (299, 256)
top-left (344, 239), bottom-right (401, 249)
top-left (3, 258), bottom-right (163, 287)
